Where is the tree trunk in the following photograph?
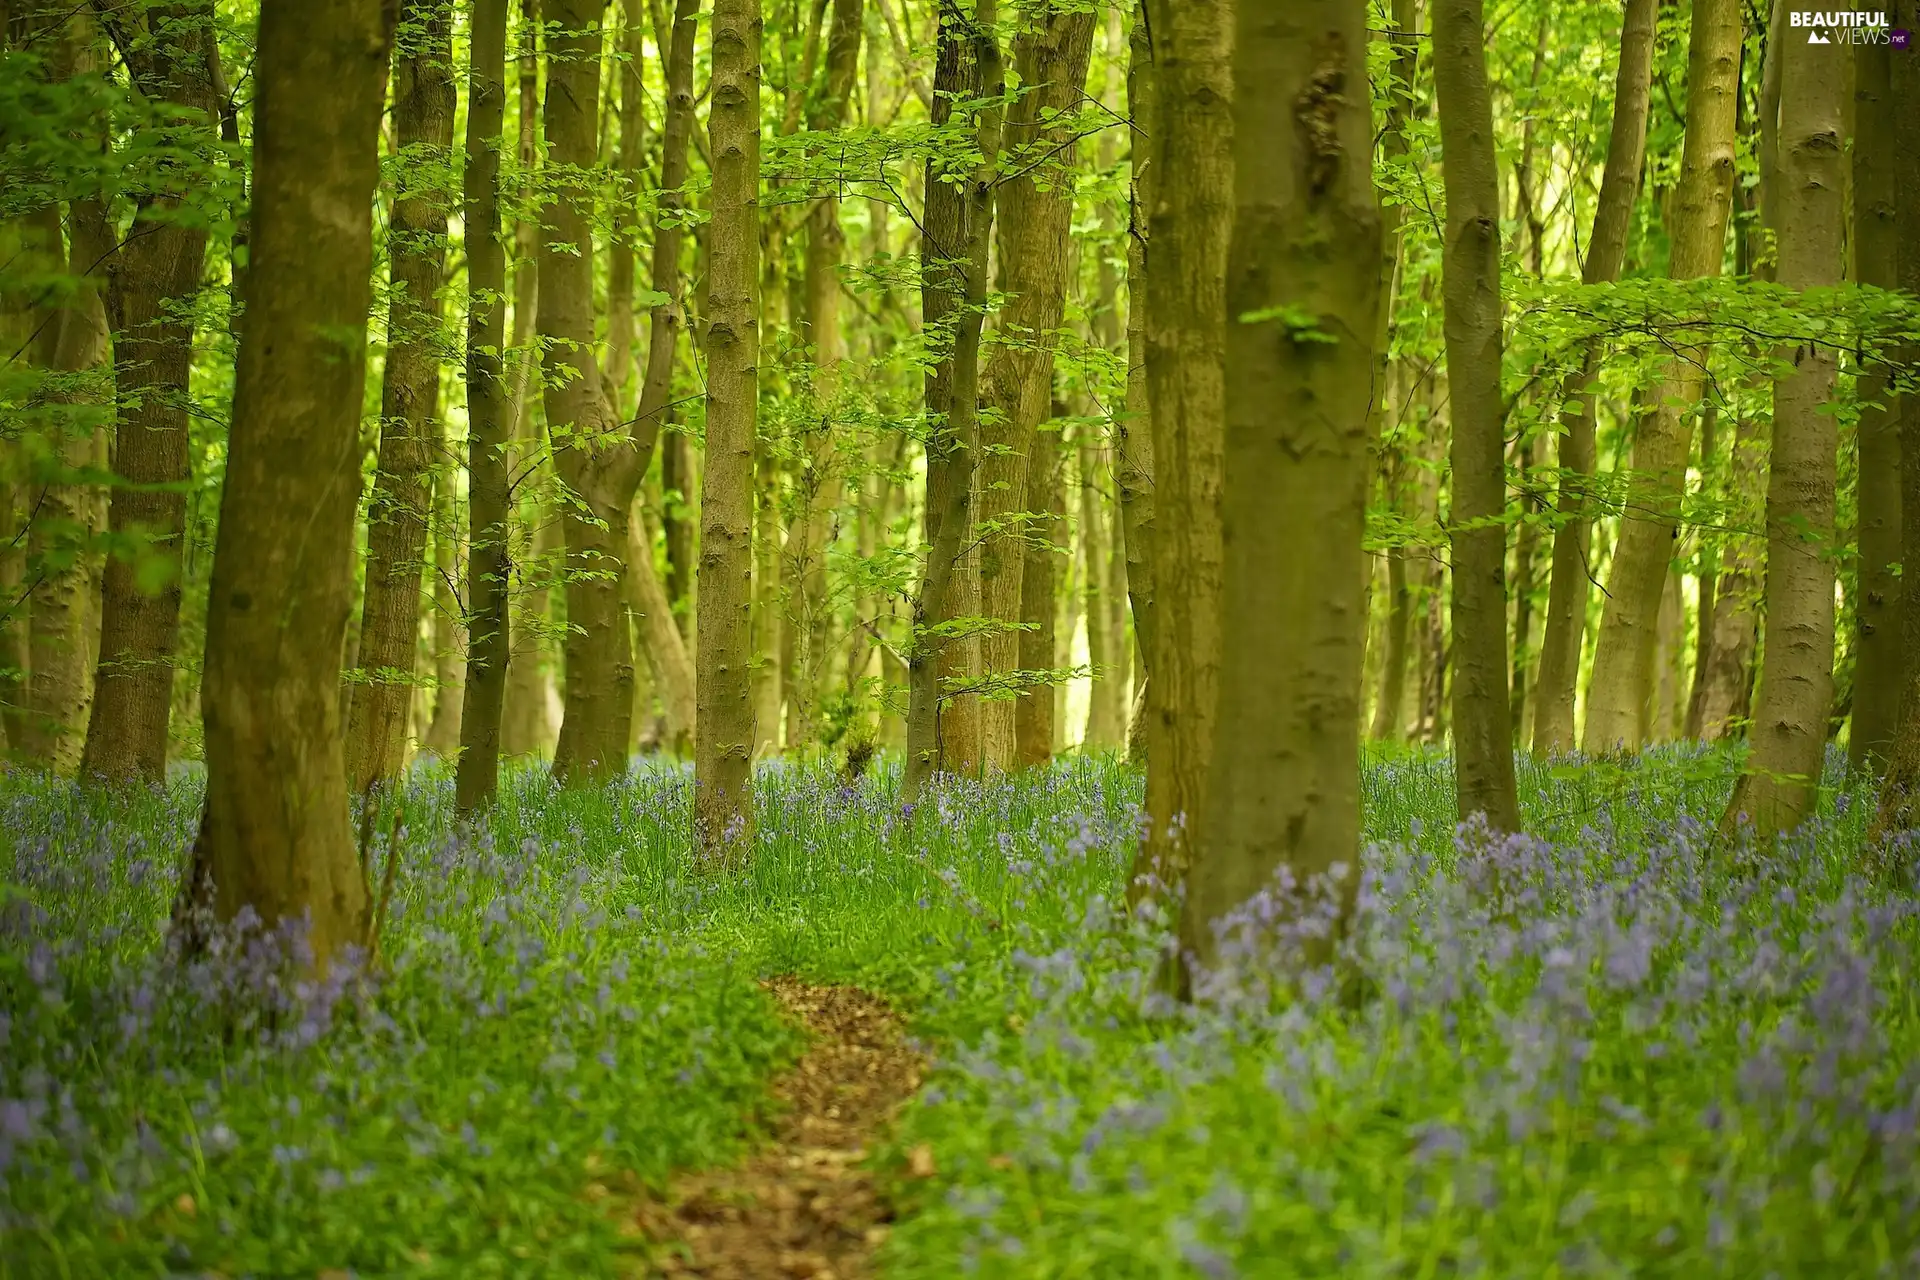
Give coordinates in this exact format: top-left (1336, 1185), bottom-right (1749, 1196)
top-left (1115, 0), bottom-right (1155, 763)
top-left (175, 0), bottom-right (394, 969)
top-left (1124, 0), bottom-right (1231, 901)
top-left (901, 0), bottom-right (1002, 805)
top-left (542, 0), bottom-right (639, 784)
top-left (780, 0), bottom-right (864, 750)
top-left (627, 506), bottom-right (695, 753)
top-left (344, 0), bottom-right (455, 794)
top-left (422, 471), bottom-right (464, 755)
top-left (1531, 0), bottom-right (1655, 754)
top-left (974, 7), bottom-right (1096, 770)
top-left (1431, 0), bottom-right (1519, 831)
top-left (1689, 387), bottom-right (1767, 740)
top-left (1869, 0), bottom-right (1920, 843)
top-left (1014, 418), bottom-right (1063, 768)
top-left (1848, 25), bottom-right (1901, 773)
top-left (1581, 0), bottom-right (1740, 753)
top-left (1722, 25), bottom-right (1843, 837)
top-left (1081, 430), bottom-right (1127, 748)
top-left (1182, 0), bottom-right (1379, 981)
top-left (695, 0), bottom-right (762, 854)
top-left (662, 430), bottom-right (695, 631)
top-left (454, 0), bottom-right (512, 812)
top-left (79, 1), bottom-right (221, 783)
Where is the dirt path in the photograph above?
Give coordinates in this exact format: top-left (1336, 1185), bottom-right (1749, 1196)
top-left (629, 976), bottom-right (926, 1279)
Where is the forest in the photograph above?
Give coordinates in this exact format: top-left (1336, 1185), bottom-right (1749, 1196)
top-left (2, 0), bottom-right (1918, 1273)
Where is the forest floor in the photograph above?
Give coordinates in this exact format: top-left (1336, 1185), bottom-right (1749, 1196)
top-left (3, 748), bottom-right (1918, 1277)
top-left (631, 977), bottom-right (923, 1279)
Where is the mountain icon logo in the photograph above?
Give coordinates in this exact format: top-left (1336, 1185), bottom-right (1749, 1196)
top-left (1808, 28), bottom-right (1830, 42)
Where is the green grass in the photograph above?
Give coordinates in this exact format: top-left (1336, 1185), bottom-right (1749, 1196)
top-left (3, 746), bottom-right (1916, 1277)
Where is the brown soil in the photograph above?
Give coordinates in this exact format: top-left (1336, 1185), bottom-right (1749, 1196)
top-left (627, 976), bottom-right (927, 1279)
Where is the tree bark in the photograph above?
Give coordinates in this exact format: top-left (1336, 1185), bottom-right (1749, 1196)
top-left (901, 0), bottom-right (1003, 805)
top-left (422, 469), bottom-right (464, 755)
top-left (1123, 0), bottom-right (1231, 901)
top-left (1431, 0), bottom-right (1519, 831)
top-left (1014, 418), bottom-right (1063, 767)
top-left (541, 0), bottom-right (640, 784)
top-left (1848, 25), bottom-right (1901, 773)
top-left (175, 0), bottom-right (394, 969)
top-left (1689, 391), bottom-right (1766, 740)
top-left (1531, 0), bottom-right (1655, 754)
top-left (694, 0), bottom-right (761, 854)
top-left (1581, 0), bottom-right (1740, 753)
top-left (344, 0), bottom-right (455, 794)
top-left (79, 0), bottom-right (221, 783)
top-left (1869, 0), bottom-right (1920, 843)
top-left (1722, 21), bottom-right (1843, 837)
top-left (627, 506), bottom-right (695, 753)
top-left (1115, 0), bottom-right (1155, 762)
top-left (974, 7), bottom-right (1096, 770)
top-left (454, 0), bottom-right (512, 811)
top-left (1180, 0), bottom-right (1379, 980)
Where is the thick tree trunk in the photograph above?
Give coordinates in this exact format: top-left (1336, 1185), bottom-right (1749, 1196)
top-left (1531, 0), bottom-right (1655, 754)
top-left (542, 0), bottom-right (639, 784)
top-left (79, 1), bottom-right (220, 783)
top-left (1722, 28), bottom-right (1843, 837)
top-left (454, 0), bottom-right (512, 811)
top-left (1115, 0), bottom-right (1155, 762)
top-left (1124, 0), bottom-right (1231, 901)
top-left (1581, 0), bottom-right (1739, 752)
top-left (1181, 0), bottom-right (1379, 981)
top-left (1430, 0), bottom-right (1519, 831)
top-left (694, 0), bottom-right (762, 854)
top-left (901, 1), bottom-right (1002, 804)
top-left (1848, 28), bottom-right (1901, 773)
top-left (175, 0), bottom-right (394, 969)
top-left (974, 8), bottom-right (1096, 770)
top-left (344, 0), bottom-right (455, 794)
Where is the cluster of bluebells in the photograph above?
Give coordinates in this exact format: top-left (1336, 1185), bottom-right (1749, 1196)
top-left (886, 746), bottom-right (1920, 1278)
top-left (0, 767), bottom-right (800, 1276)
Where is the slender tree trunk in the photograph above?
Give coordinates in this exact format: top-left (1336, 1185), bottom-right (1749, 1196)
top-left (1014, 416), bottom-right (1063, 767)
top-left (1181, 0), bottom-right (1379, 981)
top-left (344, 0), bottom-right (455, 793)
top-left (662, 431), bottom-right (695, 629)
top-left (1722, 26), bottom-right (1843, 837)
top-left (604, 0), bottom-right (648, 405)
top-left (1115, 0), bottom-right (1155, 762)
top-left (1430, 0), bottom-right (1519, 830)
top-left (174, 0), bottom-right (394, 968)
top-left (1848, 26), bottom-right (1901, 773)
top-left (627, 506), bottom-right (695, 752)
top-left (20, 198), bottom-right (108, 773)
top-left (422, 472), bottom-right (464, 754)
top-left (901, 0), bottom-right (1002, 804)
top-left (694, 0), bottom-right (761, 854)
top-left (1869, 0), bottom-right (1920, 843)
top-left (1081, 429), bottom-right (1127, 748)
top-left (1690, 386), bottom-right (1767, 739)
top-left (79, 1), bottom-right (220, 783)
top-left (974, 7), bottom-right (1096, 770)
top-left (543, 0), bottom-right (641, 784)
top-left (1124, 0), bottom-right (1231, 901)
top-left (752, 444), bottom-right (785, 754)
top-left (1531, 0), bottom-right (1655, 753)
top-left (1581, 0), bottom-right (1739, 752)
top-left (454, 0), bottom-right (512, 811)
